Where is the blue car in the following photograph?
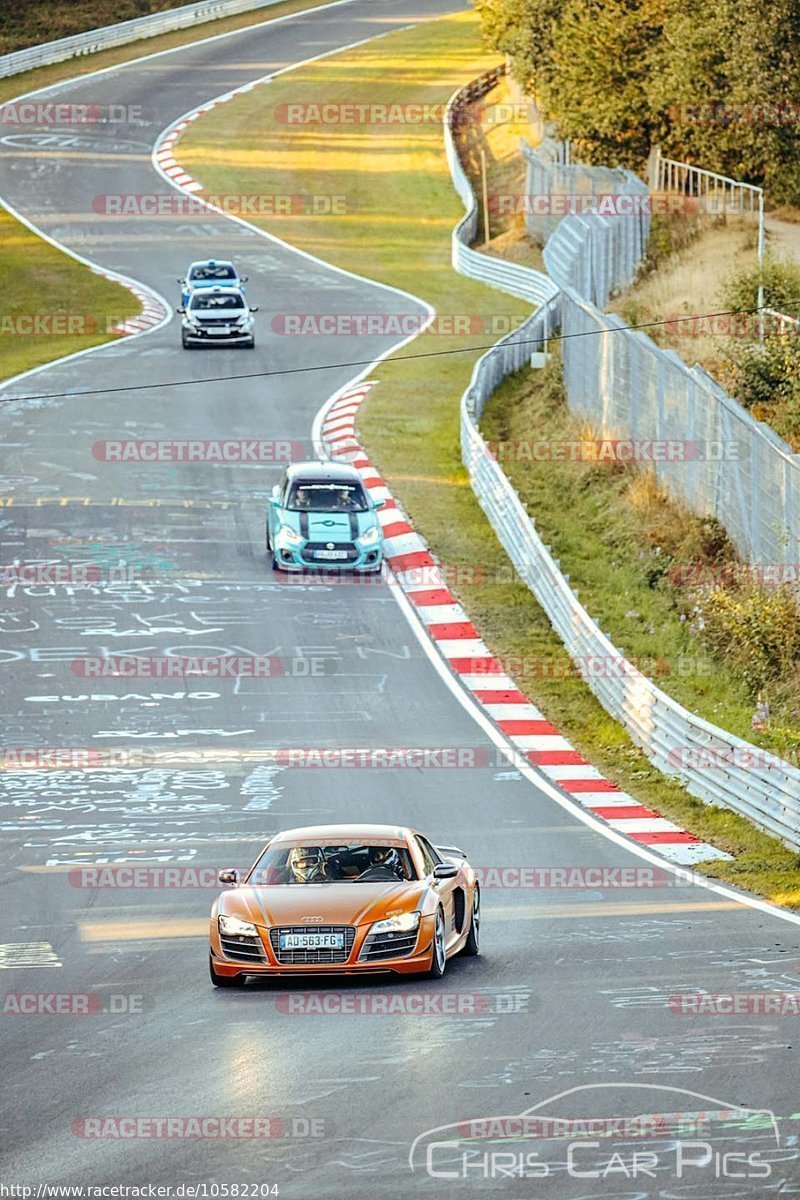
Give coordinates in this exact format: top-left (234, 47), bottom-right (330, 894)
top-left (266, 462), bottom-right (384, 572)
top-left (178, 260), bottom-right (246, 308)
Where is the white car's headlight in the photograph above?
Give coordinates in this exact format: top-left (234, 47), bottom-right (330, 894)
top-left (369, 911), bottom-right (420, 935)
top-left (219, 914), bottom-right (258, 937)
top-left (278, 524), bottom-right (304, 546)
top-left (359, 525), bottom-right (381, 546)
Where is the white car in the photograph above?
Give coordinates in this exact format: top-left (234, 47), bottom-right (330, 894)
top-left (179, 286), bottom-right (258, 349)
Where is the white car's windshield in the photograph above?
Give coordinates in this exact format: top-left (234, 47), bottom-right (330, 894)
top-left (249, 842), bottom-right (416, 884)
top-left (190, 294), bottom-right (245, 311)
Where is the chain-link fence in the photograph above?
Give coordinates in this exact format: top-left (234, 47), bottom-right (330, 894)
top-left (520, 137), bottom-right (800, 567)
top-left (446, 68), bottom-right (800, 850)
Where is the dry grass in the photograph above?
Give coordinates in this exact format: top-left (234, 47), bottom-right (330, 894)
top-left (609, 217), bottom-right (759, 380)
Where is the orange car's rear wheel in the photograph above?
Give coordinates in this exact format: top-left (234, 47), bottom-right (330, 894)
top-left (209, 956), bottom-right (247, 988)
top-left (426, 908), bottom-right (447, 979)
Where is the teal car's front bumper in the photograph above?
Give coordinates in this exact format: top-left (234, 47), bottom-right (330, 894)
top-left (273, 539), bottom-right (383, 572)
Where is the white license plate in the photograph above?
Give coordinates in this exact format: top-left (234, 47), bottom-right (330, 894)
top-left (313, 549), bottom-right (348, 560)
top-left (207, 328), bottom-right (230, 336)
top-left (280, 932), bottom-right (344, 950)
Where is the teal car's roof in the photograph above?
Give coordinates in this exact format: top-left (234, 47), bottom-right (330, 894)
top-left (283, 460), bottom-right (363, 484)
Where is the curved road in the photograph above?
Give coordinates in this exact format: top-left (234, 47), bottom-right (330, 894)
top-left (0, 2), bottom-right (799, 1196)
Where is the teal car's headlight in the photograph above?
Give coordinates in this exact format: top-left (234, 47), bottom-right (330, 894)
top-left (369, 911), bottom-right (420, 935)
top-left (358, 525), bottom-right (381, 547)
top-left (219, 914), bottom-right (258, 937)
top-left (277, 524), bottom-right (304, 546)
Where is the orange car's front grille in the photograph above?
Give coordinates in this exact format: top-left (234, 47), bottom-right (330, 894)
top-left (269, 925), bottom-right (355, 965)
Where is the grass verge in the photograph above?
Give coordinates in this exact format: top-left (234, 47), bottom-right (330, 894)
top-left (0, 206), bottom-right (140, 381)
top-left (0, 0), bottom-right (340, 383)
top-left (177, 9), bottom-right (800, 906)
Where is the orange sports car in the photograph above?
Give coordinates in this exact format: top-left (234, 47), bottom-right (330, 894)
top-left (209, 823), bottom-right (480, 987)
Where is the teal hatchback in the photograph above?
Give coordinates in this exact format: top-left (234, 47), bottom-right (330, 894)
top-left (266, 461), bottom-right (384, 572)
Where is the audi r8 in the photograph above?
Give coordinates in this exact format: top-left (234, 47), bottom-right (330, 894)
top-left (209, 823), bottom-right (480, 986)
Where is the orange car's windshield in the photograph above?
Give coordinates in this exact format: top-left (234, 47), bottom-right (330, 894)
top-left (249, 842), bottom-right (416, 884)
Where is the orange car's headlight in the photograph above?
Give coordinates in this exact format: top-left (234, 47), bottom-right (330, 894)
top-left (219, 914), bottom-right (258, 938)
top-left (369, 911), bottom-right (421, 936)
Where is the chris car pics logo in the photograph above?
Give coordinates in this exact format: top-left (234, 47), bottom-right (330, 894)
top-left (409, 1083), bottom-right (787, 1186)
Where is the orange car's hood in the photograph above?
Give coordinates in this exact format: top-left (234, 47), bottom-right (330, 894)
top-left (222, 880), bottom-right (424, 928)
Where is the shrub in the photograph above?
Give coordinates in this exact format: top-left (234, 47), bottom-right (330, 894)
top-left (695, 582), bottom-right (800, 695)
top-left (722, 255), bottom-right (800, 316)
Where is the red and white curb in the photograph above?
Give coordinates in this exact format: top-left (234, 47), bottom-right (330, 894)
top-left (99, 271), bottom-right (169, 336)
top-left (322, 382), bottom-right (731, 869)
top-left (154, 80), bottom-right (267, 194)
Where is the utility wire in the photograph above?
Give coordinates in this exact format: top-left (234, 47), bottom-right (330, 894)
top-left (0, 306), bottom-right (788, 404)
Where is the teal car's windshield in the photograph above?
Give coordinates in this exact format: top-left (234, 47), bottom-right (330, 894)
top-left (191, 264), bottom-right (237, 281)
top-left (286, 481), bottom-right (369, 512)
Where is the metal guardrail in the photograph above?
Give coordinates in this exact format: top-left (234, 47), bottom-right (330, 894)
top-left (0, 0), bottom-right (285, 79)
top-left (445, 69), bottom-right (800, 850)
top-left (444, 69), bottom-right (558, 308)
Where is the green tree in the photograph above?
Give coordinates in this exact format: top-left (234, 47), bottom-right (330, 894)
top-left (537, 0), bottom-right (669, 166)
top-left (472, 0), bottom-right (561, 95)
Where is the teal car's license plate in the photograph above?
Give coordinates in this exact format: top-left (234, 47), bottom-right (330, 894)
top-left (280, 932), bottom-right (344, 950)
top-left (313, 549), bottom-right (348, 560)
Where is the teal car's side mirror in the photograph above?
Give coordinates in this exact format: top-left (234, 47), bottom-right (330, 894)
top-left (372, 499), bottom-right (386, 510)
top-left (270, 485), bottom-right (281, 506)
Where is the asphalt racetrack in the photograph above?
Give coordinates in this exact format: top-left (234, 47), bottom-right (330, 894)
top-left (0, 1), bottom-right (799, 1195)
